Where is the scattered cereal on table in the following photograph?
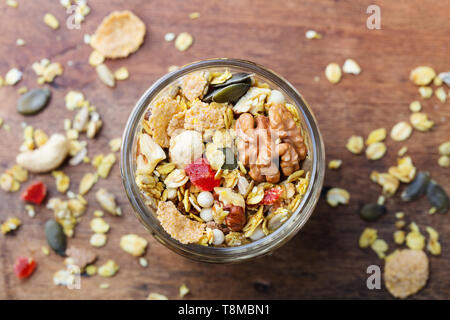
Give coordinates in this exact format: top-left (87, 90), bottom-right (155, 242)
top-left (120, 234), bottom-right (148, 256)
top-left (346, 135), bottom-right (364, 154)
top-left (147, 292), bottom-right (168, 300)
top-left (98, 259), bottom-right (119, 277)
top-left (325, 63), bottom-right (342, 84)
top-left (409, 66), bottom-right (436, 86)
top-left (305, 30), bottom-right (321, 39)
top-left (179, 284), bottom-right (190, 298)
top-left (175, 32), bottom-right (193, 51)
top-left (1, 217), bottom-right (21, 234)
top-left (44, 13), bottom-right (60, 29)
top-left (342, 59), bottom-right (361, 75)
top-left (326, 188), bottom-right (350, 207)
top-left (384, 249), bottom-right (428, 299)
top-left (90, 11), bottom-right (146, 58)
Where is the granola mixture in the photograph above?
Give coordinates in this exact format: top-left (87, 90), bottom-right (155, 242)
top-left (135, 70), bottom-right (310, 246)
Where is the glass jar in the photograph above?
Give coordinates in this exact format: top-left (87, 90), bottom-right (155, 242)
top-left (120, 59), bottom-right (325, 263)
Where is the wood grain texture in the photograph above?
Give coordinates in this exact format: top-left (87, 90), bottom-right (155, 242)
top-left (0, 0), bottom-right (449, 300)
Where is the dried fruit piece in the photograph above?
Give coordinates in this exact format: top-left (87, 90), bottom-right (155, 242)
top-left (185, 158), bottom-right (220, 191)
top-left (438, 141), bottom-right (450, 156)
top-left (261, 187), bottom-right (283, 205)
top-left (384, 249), bottom-right (428, 298)
top-left (325, 63), bottom-right (342, 84)
top-left (21, 181), bottom-right (47, 204)
top-left (137, 134), bottom-right (166, 174)
top-left (164, 169), bottom-right (188, 188)
top-left (91, 11), bottom-right (146, 58)
top-left (14, 257), bottom-right (37, 279)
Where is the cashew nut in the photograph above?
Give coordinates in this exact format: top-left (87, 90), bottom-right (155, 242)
top-left (16, 134), bottom-right (69, 173)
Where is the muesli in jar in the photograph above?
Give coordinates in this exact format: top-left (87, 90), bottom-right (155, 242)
top-left (134, 70), bottom-right (310, 247)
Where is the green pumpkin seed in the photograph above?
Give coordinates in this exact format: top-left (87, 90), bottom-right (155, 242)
top-left (210, 72), bottom-right (253, 88)
top-left (221, 147), bottom-right (238, 170)
top-left (203, 83), bottom-right (250, 104)
top-left (45, 219), bottom-right (67, 256)
top-left (17, 88), bottom-right (51, 115)
top-left (426, 180), bottom-right (448, 213)
top-left (401, 171), bottom-right (430, 202)
top-left (359, 203), bottom-right (386, 221)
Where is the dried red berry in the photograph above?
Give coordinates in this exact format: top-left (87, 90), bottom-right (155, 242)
top-left (21, 181), bottom-right (47, 204)
top-left (14, 257), bottom-right (37, 279)
top-left (262, 187), bottom-right (283, 205)
top-left (185, 158), bottom-right (220, 191)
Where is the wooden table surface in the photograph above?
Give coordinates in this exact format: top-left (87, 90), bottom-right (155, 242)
top-left (0, 0), bottom-right (449, 300)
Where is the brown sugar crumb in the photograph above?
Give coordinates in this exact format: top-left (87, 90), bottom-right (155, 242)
top-left (184, 100), bottom-right (225, 133)
top-left (384, 249), bottom-right (429, 299)
top-left (181, 72), bottom-right (208, 101)
top-left (156, 201), bottom-right (205, 244)
top-left (146, 98), bottom-right (183, 148)
top-left (90, 11), bottom-right (146, 59)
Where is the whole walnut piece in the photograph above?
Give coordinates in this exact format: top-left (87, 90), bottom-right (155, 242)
top-left (268, 104), bottom-right (307, 160)
top-left (236, 114), bottom-right (280, 183)
top-left (224, 205), bottom-right (246, 232)
top-left (235, 104), bottom-right (307, 183)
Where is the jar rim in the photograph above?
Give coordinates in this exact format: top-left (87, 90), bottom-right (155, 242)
top-left (120, 58), bottom-right (325, 263)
